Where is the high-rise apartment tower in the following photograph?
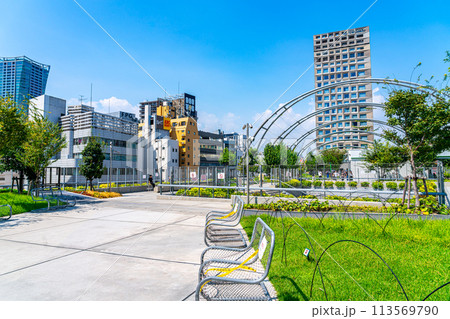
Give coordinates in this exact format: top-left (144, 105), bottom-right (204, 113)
top-left (313, 26), bottom-right (373, 151)
top-left (0, 56), bottom-right (50, 113)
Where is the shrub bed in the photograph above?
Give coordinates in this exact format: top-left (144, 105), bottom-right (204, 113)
top-left (372, 181), bottom-right (384, 190)
top-left (335, 181), bottom-right (345, 188)
top-left (348, 181), bottom-right (358, 188)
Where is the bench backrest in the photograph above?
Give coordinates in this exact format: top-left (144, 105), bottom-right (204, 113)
top-left (31, 188), bottom-right (54, 199)
top-left (248, 217), bottom-right (275, 278)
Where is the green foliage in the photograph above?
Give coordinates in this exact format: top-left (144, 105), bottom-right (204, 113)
top-left (245, 199), bottom-right (331, 212)
top-left (0, 190), bottom-right (51, 216)
top-left (361, 181), bottom-right (370, 187)
top-left (240, 215), bottom-right (450, 300)
top-left (348, 181), bottom-right (358, 188)
top-left (263, 143), bottom-right (281, 167)
top-left (361, 140), bottom-right (408, 178)
top-left (313, 180), bottom-right (322, 187)
top-left (301, 180), bottom-right (312, 188)
top-left (263, 143), bottom-right (298, 167)
top-left (0, 96), bottom-right (28, 159)
top-left (219, 147), bottom-right (230, 165)
top-left (324, 181), bottom-right (334, 188)
top-left (320, 148), bottom-right (347, 165)
top-left (305, 152), bottom-right (317, 173)
top-left (325, 195), bottom-right (347, 200)
top-left (335, 181), bottom-right (345, 188)
top-left (386, 182), bottom-right (398, 190)
top-left (287, 179), bottom-right (301, 187)
top-left (372, 181), bottom-right (384, 190)
top-left (79, 137), bottom-right (105, 190)
top-left (383, 87), bottom-right (450, 206)
top-left (16, 107), bottom-right (66, 190)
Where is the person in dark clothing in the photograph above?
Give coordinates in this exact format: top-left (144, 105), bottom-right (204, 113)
top-left (148, 175), bottom-right (155, 190)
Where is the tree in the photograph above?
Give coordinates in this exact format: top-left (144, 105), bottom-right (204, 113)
top-left (16, 109), bottom-right (66, 192)
top-left (263, 143), bottom-right (280, 167)
top-left (0, 97), bottom-right (30, 192)
top-left (286, 148), bottom-right (298, 166)
top-left (305, 152), bottom-right (317, 173)
top-left (219, 147), bottom-right (230, 165)
top-left (361, 140), bottom-right (408, 179)
top-left (0, 96), bottom-right (27, 157)
top-left (382, 89), bottom-right (450, 207)
top-left (320, 148), bottom-right (347, 166)
top-left (79, 137), bottom-right (105, 190)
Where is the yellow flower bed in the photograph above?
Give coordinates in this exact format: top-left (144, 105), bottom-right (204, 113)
top-left (73, 190), bottom-right (122, 198)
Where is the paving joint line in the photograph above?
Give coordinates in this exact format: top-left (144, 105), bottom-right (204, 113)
top-left (0, 215), bottom-right (199, 277)
top-left (0, 209), bottom-right (153, 239)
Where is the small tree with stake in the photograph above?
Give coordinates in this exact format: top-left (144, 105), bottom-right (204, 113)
top-left (79, 137), bottom-right (105, 190)
top-left (383, 88), bottom-right (450, 208)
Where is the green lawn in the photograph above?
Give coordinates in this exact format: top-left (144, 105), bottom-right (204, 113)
top-left (0, 189), bottom-right (50, 217)
top-left (240, 214), bottom-right (450, 301)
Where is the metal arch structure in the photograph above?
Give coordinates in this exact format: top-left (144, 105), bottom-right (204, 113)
top-left (274, 102), bottom-right (385, 144)
top-left (289, 118), bottom-right (403, 152)
top-left (298, 139), bottom-right (375, 158)
top-left (252, 78), bottom-right (445, 150)
top-left (295, 130), bottom-right (384, 157)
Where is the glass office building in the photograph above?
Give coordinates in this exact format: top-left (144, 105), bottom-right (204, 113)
top-left (0, 56), bottom-right (50, 113)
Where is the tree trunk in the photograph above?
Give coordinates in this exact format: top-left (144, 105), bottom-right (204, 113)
top-left (89, 179), bottom-right (94, 191)
top-left (19, 171), bottom-right (24, 194)
top-left (409, 152), bottom-right (420, 208)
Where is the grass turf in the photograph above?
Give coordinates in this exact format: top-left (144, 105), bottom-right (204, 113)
top-left (0, 189), bottom-right (52, 217)
top-left (240, 214), bottom-right (450, 301)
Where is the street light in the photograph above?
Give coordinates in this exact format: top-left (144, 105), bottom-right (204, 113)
top-left (242, 123), bottom-right (253, 204)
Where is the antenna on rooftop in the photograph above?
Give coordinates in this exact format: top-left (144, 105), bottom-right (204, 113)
top-left (90, 83), bottom-right (93, 108)
top-left (79, 95), bottom-right (84, 105)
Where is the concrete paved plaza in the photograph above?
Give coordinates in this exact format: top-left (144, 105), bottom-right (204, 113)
top-left (0, 191), bottom-right (232, 300)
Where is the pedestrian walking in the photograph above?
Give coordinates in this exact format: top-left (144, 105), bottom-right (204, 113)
top-left (148, 174), bottom-right (156, 190)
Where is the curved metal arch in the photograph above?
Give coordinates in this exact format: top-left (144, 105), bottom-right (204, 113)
top-left (290, 118), bottom-right (403, 151)
top-left (274, 102), bottom-right (385, 144)
top-left (253, 78), bottom-right (446, 150)
top-left (298, 139), bottom-right (375, 158)
top-left (296, 132), bottom-right (381, 157)
top-left (310, 239), bottom-right (409, 300)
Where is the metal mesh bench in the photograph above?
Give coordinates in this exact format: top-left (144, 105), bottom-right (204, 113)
top-left (31, 188), bottom-right (55, 209)
top-left (204, 196), bottom-right (247, 248)
top-left (205, 195), bottom-right (241, 224)
top-left (196, 217), bottom-right (276, 301)
top-left (31, 187), bottom-right (77, 210)
top-left (51, 187), bottom-right (77, 207)
top-left (0, 204), bottom-right (12, 220)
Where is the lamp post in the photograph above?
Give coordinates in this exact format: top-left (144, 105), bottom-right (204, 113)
top-left (109, 141), bottom-right (112, 192)
top-left (242, 123), bottom-right (252, 204)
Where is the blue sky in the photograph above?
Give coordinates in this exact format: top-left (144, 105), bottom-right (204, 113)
top-left (1, 0), bottom-right (449, 137)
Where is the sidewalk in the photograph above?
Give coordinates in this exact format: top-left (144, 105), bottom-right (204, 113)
top-left (0, 191), bottom-right (231, 300)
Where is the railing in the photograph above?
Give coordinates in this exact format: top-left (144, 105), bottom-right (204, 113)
top-left (157, 183), bottom-right (450, 206)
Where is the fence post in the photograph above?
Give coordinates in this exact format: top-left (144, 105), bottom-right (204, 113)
top-left (259, 165), bottom-right (263, 196)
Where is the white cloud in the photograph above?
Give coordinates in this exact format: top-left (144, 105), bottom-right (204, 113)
top-left (67, 96), bottom-right (139, 116)
top-left (372, 87), bottom-right (386, 104)
top-left (197, 111), bottom-right (242, 133)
